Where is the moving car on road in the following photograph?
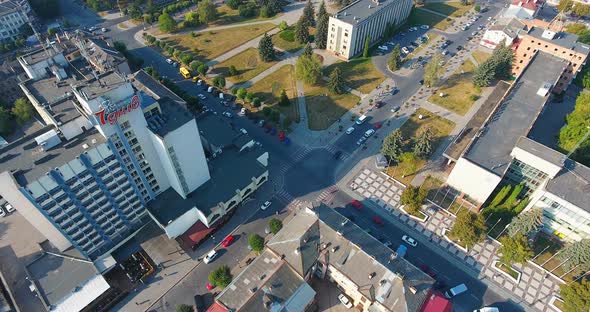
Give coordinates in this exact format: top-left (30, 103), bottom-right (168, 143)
top-left (261, 201), bottom-right (272, 210)
top-left (444, 283), bottom-right (468, 299)
top-left (221, 235), bottom-right (235, 247)
top-left (203, 250), bottom-right (218, 264)
top-left (402, 235), bottom-right (418, 247)
top-left (345, 127), bottom-right (355, 134)
top-left (350, 200), bottom-right (362, 210)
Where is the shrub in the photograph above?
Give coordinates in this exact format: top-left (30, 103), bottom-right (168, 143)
top-left (469, 94), bottom-right (480, 101)
top-left (269, 218), bottom-right (283, 234)
top-left (279, 29), bottom-right (296, 42)
top-left (252, 97), bottom-right (261, 107)
top-left (248, 234), bottom-right (264, 253)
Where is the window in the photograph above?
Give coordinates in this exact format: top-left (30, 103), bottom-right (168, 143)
top-left (526, 47), bottom-right (530, 51)
top-left (344, 32), bottom-right (349, 37)
top-left (343, 45), bottom-right (347, 49)
top-left (523, 53), bottom-right (527, 57)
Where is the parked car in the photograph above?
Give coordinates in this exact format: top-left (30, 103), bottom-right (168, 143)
top-left (0, 209), bottom-right (5, 218)
top-left (402, 235), bottom-right (418, 247)
top-left (166, 58), bottom-right (173, 64)
top-left (222, 111), bottom-right (232, 118)
top-left (473, 308), bottom-right (499, 312)
top-left (356, 136), bottom-right (367, 145)
top-left (401, 46), bottom-right (410, 54)
top-left (375, 101), bottom-right (385, 108)
top-left (420, 25), bottom-right (430, 30)
top-left (419, 264), bottom-right (437, 278)
top-left (384, 241), bottom-right (393, 248)
top-left (206, 282), bottom-right (215, 291)
top-left (444, 283), bottom-right (468, 299)
top-left (372, 216), bottom-right (383, 225)
top-left (203, 250), bottom-right (218, 264)
top-left (391, 106), bottom-right (400, 112)
top-left (364, 129), bottom-right (375, 138)
top-left (338, 293), bottom-right (353, 308)
top-left (221, 235), bottom-right (235, 247)
top-left (396, 244), bottom-right (408, 257)
top-left (4, 204), bottom-right (14, 213)
top-left (456, 45), bottom-right (464, 51)
top-left (345, 127), bottom-right (355, 134)
top-left (350, 200), bottom-right (362, 210)
top-left (261, 200), bottom-right (272, 210)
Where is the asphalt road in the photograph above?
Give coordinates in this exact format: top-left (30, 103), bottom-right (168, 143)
top-left (92, 1), bottom-right (528, 311)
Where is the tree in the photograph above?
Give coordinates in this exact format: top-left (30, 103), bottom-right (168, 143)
top-left (228, 65), bottom-right (238, 76)
top-left (423, 53), bottom-right (444, 86)
top-left (381, 129), bottom-right (403, 161)
top-left (248, 233), bottom-right (265, 253)
top-left (398, 152), bottom-right (419, 176)
top-left (328, 67), bottom-right (345, 94)
top-left (302, 0), bottom-right (315, 27)
top-left (388, 44), bottom-right (402, 71)
top-left (245, 92), bottom-right (255, 103)
top-left (558, 92), bottom-right (590, 166)
top-left (190, 61), bottom-right (204, 74)
top-left (506, 208), bottom-right (543, 237)
top-left (184, 11), bottom-right (199, 27)
top-left (258, 33), bottom-right (275, 62)
top-left (502, 183), bottom-right (523, 208)
top-left (197, 64), bottom-right (209, 76)
top-left (315, 1), bottom-right (329, 49)
top-left (513, 197), bottom-right (530, 214)
top-left (12, 98), bottom-right (33, 125)
top-left (238, 2), bottom-right (257, 18)
top-left (303, 43), bottom-right (313, 57)
top-left (213, 75), bottom-right (226, 88)
top-left (227, 0), bottom-right (240, 9)
top-left (237, 87), bottom-right (248, 100)
top-left (158, 13), bottom-right (177, 33)
top-left (278, 89), bottom-right (290, 106)
top-left (559, 239), bottom-right (590, 275)
top-left (0, 107), bottom-right (12, 135)
top-left (208, 265), bottom-right (232, 289)
top-left (413, 128), bottom-right (433, 158)
top-left (473, 59), bottom-right (496, 87)
top-left (198, 0), bottom-right (217, 24)
top-left (560, 279), bottom-right (590, 312)
top-left (295, 17), bottom-right (309, 44)
top-left (295, 54), bottom-right (322, 85)
top-left (180, 53), bottom-right (193, 65)
top-left (47, 28), bottom-right (57, 36)
top-left (491, 43), bottom-right (513, 80)
top-left (252, 97), bottom-right (261, 107)
top-left (449, 209), bottom-right (487, 249)
top-left (400, 185), bottom-right (427, 215)
top-left (498, 234), bottom-right (533, 265)
top-left (269, 218), bottom-right (283, 234)
top-left (490, 184), bottom-right (512, 207)
top-left (363, 35), bottom-right (370, 58)
top-left (176, 304), bottom-right (194, 312)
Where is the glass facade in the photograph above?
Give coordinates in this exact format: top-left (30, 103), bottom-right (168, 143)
top-left (536, 196), bottom-right (590, 241)
top-left (503, 159), bottom-right (549, 195)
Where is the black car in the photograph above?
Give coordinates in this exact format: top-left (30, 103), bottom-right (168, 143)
top-left (456, 45), bottom-right (464, 51)
top-left (419, 79), bottom-right (424, 85)
top-left (333, 151), bottom-right (343, 159)
top-left (375, 101), bottom-right (385, 108)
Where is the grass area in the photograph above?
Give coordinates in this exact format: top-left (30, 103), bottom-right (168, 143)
top-left (553, 299), bottom-right (565, 311)
top-left (531, 234), bottom-right (573, 280)
top-left (325, 58), bottom-right (386, 94)
top-left (423, 2), bottom-right (474, 18)
top-left (304, 81), bottom-right (360, 130)
top-left (164, 23), bottom-right (275, 62)
top-left (214, 48), bottom-right (277, 85)
top-left (495, 262), bottom-right (520, 280)
top-left (409, 8), bottom-right (454, 31)
top-left (385, 109), bottom-right (455, 185)
top-left (272, 27), bottom-right (304, 53)
top-left (211, 5), bottom-right (279, 26)
top-left (428, 59), bottom-right (481, 115)
top-left (472, 50), bottom-right (491, 64)
top-left (249, 65), bottom-right (299, 122)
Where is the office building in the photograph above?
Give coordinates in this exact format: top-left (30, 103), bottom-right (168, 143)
top-left (0, 0), bottom-right (30, 41)
top-left (443, 51), bottom-right (590, 242)
top-left (326, 0), bottom-right (412, 60)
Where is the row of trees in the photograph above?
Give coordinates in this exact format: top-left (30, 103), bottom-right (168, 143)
top-left (0, 98), bottom-right (35, 136)
top-left (558, 92), bottom-right (590, 166)
top-left (473, 42), bottom-right (513, 87)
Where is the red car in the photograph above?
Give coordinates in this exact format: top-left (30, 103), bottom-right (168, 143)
top-left (206, 282), bottom-right (215, 290)
top-left (221, 235), bottom-right (235, 247)
top-left (278, 131), bottom-right (285, 142)
top-left (374, 123), bottom-right (382, 129)
top-left (350, 200), bottom-right (362, 210)
top-left (372, 216), bottom-right (383, 225)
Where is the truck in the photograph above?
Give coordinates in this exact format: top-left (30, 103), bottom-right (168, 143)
top-left (179, 67), bottom-right (191, 79)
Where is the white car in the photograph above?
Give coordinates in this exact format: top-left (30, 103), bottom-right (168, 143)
top-left (222, 111), bottom-right (232, 118)
top-left (442, 50), bottom-right (448, 56)
top-left (198, 94), bottom-right (206, 100)
top-left (166, 58), bottom-right (173, 64)
top-left (364, 129), bottom-right (375, 138)
top-left (345, 127), bottom-right (355, 134)
top-left (356, 136), bottom-right (367, 145)
top-left (401, 47), bottom-right (410, 54)
top-left (4, 204), bottom-right (14, 213)
top-left (420, 25), bottom-right (429, 30)
top-left (338, 293), bottom-right (353, 309)
top-left (378, 45), bottom-right (388, 51)
top-left (0, 209), bottom-right (5, 218)
top-left (101, 27), bottom-right (108, 32)
top-left (408, 26), bottom-right (418, 32)
top-left (261, 201), bottom-right (272, 210)
top-left (473, 308), bottom-right (499, 312)
top-left (402, 235), bottom-right (417, 247)
top-left (203, 250), bottom-right (217, 264)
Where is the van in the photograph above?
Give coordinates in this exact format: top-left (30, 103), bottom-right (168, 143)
top-left (179, 67), bottom-right (191, 79)
top-left (207, 86), bottom-right (214, 93)
top-left (219, 93), bottom-right (224, 99)
top-left (356, 115), bottom-right (368, 125)
top-left (444, 283), bottom-right (467, 298)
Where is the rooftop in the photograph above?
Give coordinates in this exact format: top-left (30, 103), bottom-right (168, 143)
top-left (489, 18), bottom-right (526, 38)
top-left (131, 70), bottom-right (185, 106)
top-left (333, 0), bottom-right (405, 25)
top-left (146, 97), bottom-right (194, 138)
top-left (26, 244), bottom-right (109, 312)
top-left (527, 27), bottom-right (590, 55)
top-left (197, 114), bottom-right (240, 148)
top-left (511, 0), bottom-right (543, 11)
top-left (546, 159), bottom-right (590, 212)
top-left (515, 136), bottom-right (566, 168)
top-left (464, 52), bottom-right (566, 175)
top-left (147, 146), bottom-right (267, 224)
top-left (0, 126), bottom-right (106, 185)
top-left (22, 67), bottom-right (81, 107)
top-left (19, 43), bottom-right (67, 66)
top-left (78, 71), bottom-right (127, 101)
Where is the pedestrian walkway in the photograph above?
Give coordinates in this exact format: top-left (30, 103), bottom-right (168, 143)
top-left (346, 166), bottom-right (563, 312)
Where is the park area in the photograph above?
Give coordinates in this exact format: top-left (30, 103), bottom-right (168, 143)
top-left (272, 27), bottom-right (305, 53)
top-left (212, 5), bottom-right (279, 26)
top-left (422, 2), bottom-right (474, 18)
top-left (472, 50), bottom-right (491, 64)
top-left (249, 65), bottom-right (299, 122)
top-left (429, 59), bottom-right (481, 115)
top-left (214, 48), bottom-right (277, 85)
top-left (408, 8), bottom-right (453, 31)
top-left (385, 109), bottom-right (455, 185)
top-left (304, 82), bottom-right (359, 130)
top-left (163, 23), bottom-right (275, 62)
top-left (325, 58), bottom-right (386, 94)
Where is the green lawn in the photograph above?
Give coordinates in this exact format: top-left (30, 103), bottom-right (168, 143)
top-left (214, 48), bottom-right (277, 85)
top-left (428, 59), bottom-right (481, 115)
top-left (272, 27), bottom-right (304, 53)
top-left (409, 8), bottom-right (453, 31)
top-left (385, 109), bottom-right (455, 185)
top-left (530, 234), bottom-right (578, 281)
top-left (495, 262), bottom-right (520, 280)
top-left (211, 5), bottom-right (279, 26)
top-left (305, 82), bottom-right (360, 130)
top-left (325, 58), bottom-right (385, 94)
top-left (472, 50), bottom-right (491, 65)
top-left (164, 23), bottom-right (275, 62)
top-left (423, 2), bottom-right (474, 18)
top-left (249, 65), bottom-right (299, 122)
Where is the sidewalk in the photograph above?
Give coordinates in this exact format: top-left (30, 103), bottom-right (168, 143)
top-left (345, 166), bottom-right (562, 312)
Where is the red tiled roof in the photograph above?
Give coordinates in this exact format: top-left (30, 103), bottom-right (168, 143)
top-left (420, 291), bottom-right (452, 312)
top-left (206, 302), bottom-right (229, 312)
top-left (511, 0), bottom-right (543, 11)
top-left (178, 220), bottom-right (214, 249)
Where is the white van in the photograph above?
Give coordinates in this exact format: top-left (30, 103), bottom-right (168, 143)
top-left (219, 93), bottom-right (224, 99)
top-left (207, 86), bottom-right (214, 93)
top-left (356, 115), bottom-right (368, 125)
top-left (444, 283), bottom-right (467, 298)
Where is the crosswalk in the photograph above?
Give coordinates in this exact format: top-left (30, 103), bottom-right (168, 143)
top-left (316, 185), bottom-right (339, 204)
top-left (291, 146), bottom-right (313, 162)
top-left (274, 188), bottom-right (303, 211)
top-left (324, 144), bottom-right (350, 161)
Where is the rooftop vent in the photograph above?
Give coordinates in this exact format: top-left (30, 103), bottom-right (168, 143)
top-left (368, 272), bottom-right (376, 279)
top-left (537, 82), bottom-right (552, 97)
top-left (541, 29), bottom-right (557, 40)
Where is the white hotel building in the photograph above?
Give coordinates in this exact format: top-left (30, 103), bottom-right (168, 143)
top-left (326, 0), bottom-right (412, 60)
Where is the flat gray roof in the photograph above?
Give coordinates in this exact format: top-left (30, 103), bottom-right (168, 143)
top-left (22, 69), bottom-right (79, 107)
top-left (131, 70), bottom-right (185, 106)
top-left (546, 159), bottom-right (590, 212)
top-left (334, 0), bottom-right (404, 25)
top-left (515, 137), bottom-right (566, 168)
top-left (147, 97), bottom-right (194, 138)
top-left (465, 52), bottom-right (566, 175)
top-left (147, 146), bottom-right (267, 224)
top-left (197, 114), bottom-right (239, 148)
top-left (527, 27), bottom-right (590, 56)
top-left (0, 127), bottom-right (106, 185)
top-left (78, 71), bottom-right (127, 101)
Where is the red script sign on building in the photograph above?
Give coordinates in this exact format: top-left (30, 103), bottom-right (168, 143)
top-left (94, 94), bottom-right (141, 125)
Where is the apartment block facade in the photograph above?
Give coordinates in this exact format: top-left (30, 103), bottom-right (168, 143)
top-left (0, 0), bottom-right (30, 41)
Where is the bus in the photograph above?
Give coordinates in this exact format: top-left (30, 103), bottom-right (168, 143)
top-left (179, 67), bottom-right (191, 79)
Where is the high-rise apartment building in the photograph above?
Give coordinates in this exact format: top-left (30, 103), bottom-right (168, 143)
top-left (326, 0), bottom-right (412, 60)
